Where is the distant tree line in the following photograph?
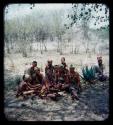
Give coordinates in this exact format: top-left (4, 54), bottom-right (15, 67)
top-left (4, 4), bottom-right (109, 57)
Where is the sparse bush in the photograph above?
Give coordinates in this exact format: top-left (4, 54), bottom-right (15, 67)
top-left (4, 75), bottom-right (22, 91)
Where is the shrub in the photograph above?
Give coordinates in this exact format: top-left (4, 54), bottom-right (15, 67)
top-left (4, 75), bottom-right (22, 91)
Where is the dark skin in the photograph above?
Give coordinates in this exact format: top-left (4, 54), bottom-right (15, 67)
top-left (32, 62), bottom-right (37, 68)
top-left (54, 65), bottom-right (60, 83)
top-left (48, 61), bottom-right (52, 67)
top-left (97, 57), bottom-right (103, 66)
top-left (61, 57), bottom-right (65, 64)
top-left (28, 62), bottom-right (37, 83)
top-left (69, 68), bottom-right (81, 87)
top-left (61, 57), bottom-right (67, 69)
top-left (45, 61), bottom-right (54, 84)
top-left (56, 66), bottom-right (70, 91)
top-left (36, 68), bottom-right (41, 75)
top-left (98, 59), bottom-right (102, 66)
top-left (35, 68), bottom-right (45, 85)
top-left (17, 62), bottom-right (40, 97)
top-left (45, 61), bottom-right (54, 72)
top-left (97, 58), bottom-right (104, 75)
top-left (69, 67), bottom-right (82, 99)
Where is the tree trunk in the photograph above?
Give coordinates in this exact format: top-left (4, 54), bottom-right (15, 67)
top-left (40, 41), bottom-right (43, 54)
top-left (43, 41), bottom-right (47, 52)
top-left (29, 43), bottom-right (32, 52)
top-left (59, 43), bottom-right (63, 55)
top-left (6, 43), bottom-right (10, 54)
top-left (37, 43), bottom-right (38, 51)
top-left (93, 44), bottom-right (97, 54)
top-left (22, 50), bottom-right (27, 57)
top-left (74, 48), bottom-right (77, 54)
top-left (7, 54), bottom-right (15, 71)
top-left (71, 46), bottom-right (73, 54)
top-left (21, 40), bottom-right (27, 57)
top-left (93, 47), bottom-right (96, 54)
top-left (57, 39), bottom-right (60, 52)
top-left (86, 48), bottom-right (89, 53)
top-left (30, 46), bottom-right (32, 52)
top-left (7, 47), bottom-right (10, 54)
top-left (59, 35), bottom-right (63, 55)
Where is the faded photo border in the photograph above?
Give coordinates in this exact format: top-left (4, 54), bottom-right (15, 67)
top-left (0, 0), bottom-right (112, 123)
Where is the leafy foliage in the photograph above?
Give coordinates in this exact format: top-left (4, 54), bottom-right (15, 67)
top-left (82, 66), bottom-right (96, 81)
top-left (65, 4), bottom-right (109, 29)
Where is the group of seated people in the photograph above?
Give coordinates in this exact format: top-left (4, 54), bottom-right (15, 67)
top-left (16, 56), bottom-right (107, 100)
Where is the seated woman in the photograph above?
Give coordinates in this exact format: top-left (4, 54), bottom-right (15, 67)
top-left (54, 64), bottom-right (70, 91)
top-left (16, 67), bottom-right (44, 97)
top-left (68, 65), bottom-right (81, 100)
top-left (45, 60), bottom-right (54, 85)
top-left (34, 67), bottom-right (45, 85)
top-left (61, 57), bottom-right (67, 69)
top-left (94, 56), bottom-right (108, 81)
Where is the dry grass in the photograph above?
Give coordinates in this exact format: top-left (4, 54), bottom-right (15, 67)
top-left (4, 51), bottom-right (109, 76)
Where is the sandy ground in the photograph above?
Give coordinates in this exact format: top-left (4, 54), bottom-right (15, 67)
top-left (4, 51), bottom-right (109, 121)
top-left (4, 80), bottom-right (109, 121)
top-left (4, 51), bottom-right (109, 76)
